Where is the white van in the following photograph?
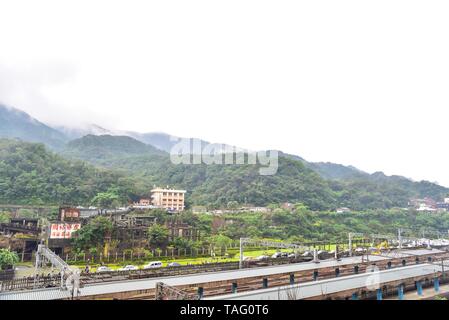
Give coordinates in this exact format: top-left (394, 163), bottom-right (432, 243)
top-left (143, 261), bottom-right (163, 269)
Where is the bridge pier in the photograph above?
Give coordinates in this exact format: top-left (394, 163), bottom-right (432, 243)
top-left (416, 281), bottom-right (423, 296)
top-left (376, 288), bottom-right (382, 300)
top-left (434, 278), bottom-right (440, 293)
top-left (197, 287), bottom-right (204, 299)
top-left (398, 284), bottom-right (404, 300)
top-left (262, 278), bottom-right (268, 288)
top-left (231, 282), bottom-right (238, 294)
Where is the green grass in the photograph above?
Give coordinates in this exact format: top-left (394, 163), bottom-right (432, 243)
top-left (69, 248), bottom-right (301, 272)
top-left (15, 243), bottom-right (345, 273)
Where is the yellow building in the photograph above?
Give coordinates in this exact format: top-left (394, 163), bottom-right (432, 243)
top-left (151, 188), bottom-right (186, 211)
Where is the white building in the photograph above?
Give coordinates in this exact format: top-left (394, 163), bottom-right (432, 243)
top-left (151, 187), bottom-right (186, 211)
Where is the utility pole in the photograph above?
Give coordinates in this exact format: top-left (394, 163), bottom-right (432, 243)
top-left (348, 233), bottom-right (352, 257)
top-left (313, 248), bottom-right (319, 263)
top-left (398, 228), bottom-right (402, 252)
top-left (239, 238), bottom-right (246, 269)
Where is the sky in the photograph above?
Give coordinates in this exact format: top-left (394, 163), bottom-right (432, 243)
top-left (0, 1), bottom-right (449, 186)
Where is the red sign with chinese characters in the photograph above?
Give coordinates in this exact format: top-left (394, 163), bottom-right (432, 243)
top-left (49, 223), bottom-right (81, 239)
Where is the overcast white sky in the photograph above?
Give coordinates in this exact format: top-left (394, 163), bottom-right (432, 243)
top-left (1, 1), bottom-right (449, 186)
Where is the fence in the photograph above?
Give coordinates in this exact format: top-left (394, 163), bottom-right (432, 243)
top-left (0, 274), bottom-right (60, 292)
top-left (12, 240), bottom-right (350, 263)
top-left (14, 245), bottom-right (274, 264)
top-left (0, 270), bottom-right (15, 282)
top-left (0, 261), bottom-right (241, 292)
top-left (0, 255), bottom-right (317, 292)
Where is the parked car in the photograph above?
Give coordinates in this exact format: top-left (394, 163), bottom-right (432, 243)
top-left (317, 250), bottom-right (331, 260)
top-left (96, 266), bottom-right (111, 272)
top-left (255, 255), bottom-right (269, 261)
top-left (168, 262), bottom-right (181, 267)
top-left (280, 252), bottom-right (289, 258)
top-left (271, 252), bottom-right (282, 259)
top-left (119, 265), bottom-right (138, 271)
top-left (288, 253), bottom-right (296, 259)
top-left (302, 251), bottom-right (313, 257)
top-left (143, 261), bottom-right (163, 269)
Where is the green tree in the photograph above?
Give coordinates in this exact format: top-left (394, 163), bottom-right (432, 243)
top-left (171, 237), bottom-right (198, 250)
top-left (227, 201), bottom-right (239, 209)
top-left (91, 188), bottom-right (120, 208)
top-left (209, 234), bottom-right (232, 249)
top-left (72, 216), bottom-right (113, 251)
top-left (148, 224), bottom-right (169, 248)
top-left (0, 249), bottom-right (19, 270)
top-left (0, 211), bottom-right (11, 223)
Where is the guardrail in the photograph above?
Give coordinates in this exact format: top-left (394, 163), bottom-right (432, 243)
top-left (0, 275), bottom-right (60, 292)
top-left (0, 256), bottom-right (314, 292)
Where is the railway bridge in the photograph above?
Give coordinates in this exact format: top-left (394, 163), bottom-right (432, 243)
top-left (1, 248), bottom-right (447, 300)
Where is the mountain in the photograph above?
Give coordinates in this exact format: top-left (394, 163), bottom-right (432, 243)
top-left (124, 132), bottom-right (184, 153)
top-left (62, 134), bottom-right (166, 164)
top-left (0, 139), bottom-right (138, 205)
top-left (308, 162), bottom-right (369, 180)
top-left (0, 104), bottom-right (68, 150)
top-left (61, 135), bottom-right (337, 210)
top-left (307, 162), bottom-right (449, 205)
top-left (2, 105), bottom-right (448, 209)
top-left (55, 124), bottom-right (117, 140)
top-left (125, 131), bottom-right (248, 155)
top-left (61, 135), bottom-right (449, 210)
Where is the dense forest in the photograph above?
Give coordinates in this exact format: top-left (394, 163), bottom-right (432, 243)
top-left (61, 135), bottom-right (448, 210)
top-left (1, 137), bottom-right (448, 209)
top-left (1, 105), bottom-right (448, 210)
top-left (67, 206), bottom-right (449, 252)
top-left (212, 205), bottom-right (449, 242)
top-left (0, 139), bottom-right (138, 205)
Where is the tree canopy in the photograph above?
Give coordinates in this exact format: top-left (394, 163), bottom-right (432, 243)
top-left (0, 249), bottom-right (19, 270)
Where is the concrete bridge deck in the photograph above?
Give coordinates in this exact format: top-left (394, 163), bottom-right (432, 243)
top-left (206, 263), bottom-right (445, 300)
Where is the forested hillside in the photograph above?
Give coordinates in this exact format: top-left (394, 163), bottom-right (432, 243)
top-left (1, 134), bottom-right (448, 209)
top-left (60, 135), bottom-right (449, 210)
top-left (216, 206), bottom-right (449, 241)
top-left (1, 104), bottom-right (448, 210)
top-left (0, 104), bottom-right (67, 150)
top-left (0, 139), bottom-right (138, 205)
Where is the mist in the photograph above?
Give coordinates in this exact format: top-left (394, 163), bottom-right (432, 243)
top-left (1, 1), bottom-right (449, 186)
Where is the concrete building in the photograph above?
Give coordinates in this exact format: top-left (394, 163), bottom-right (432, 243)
top-left (151, 187), bottom-right (186, 212)
top-left (336, 207), bottom-right (351, 213)
top-left (436, 202), bottom-right (449, 212)
top-left (165, 220), bottom-right (200, 242)
top-left (409, 197), bottom-right (437, 211)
